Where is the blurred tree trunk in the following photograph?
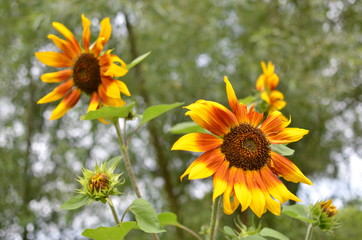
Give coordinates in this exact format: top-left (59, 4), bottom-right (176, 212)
top-left (22, 68), bottom-right (36, 240)
top-left (124, 12), bottom-right (184, 240)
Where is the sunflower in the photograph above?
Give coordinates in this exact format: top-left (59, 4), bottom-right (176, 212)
top-left (35, 14), bottom-right (130, 120)
top-left (255, 61), bottom-right (279, 92)
top-left (261, 90), bottom-right (286, 114)
top-left (172, 77), bottom-right (312, 217)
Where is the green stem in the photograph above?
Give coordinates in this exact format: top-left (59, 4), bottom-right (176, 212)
top-left (113, 120), bottom-right (160, 240)
top-left (113, 121), bottom-right (142, 198)
top-left (178, 224), bottom-right (203, 240)
top-left (305, 223), bottom-right (314, 240)
top-left (209, 197), bottom-right (221, 240)
top-left (106, 197), bottom-right (120, 225)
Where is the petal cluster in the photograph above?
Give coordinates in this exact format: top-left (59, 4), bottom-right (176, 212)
top-left (172, 77), bottom-right (311, 217)
top-left (35, 14), bottom-right (130, 120)
top-left (255, 61), bottom-right (286, 114)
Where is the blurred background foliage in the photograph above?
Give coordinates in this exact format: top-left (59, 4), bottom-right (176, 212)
top-left (0, 0), bottom-right (361, 239)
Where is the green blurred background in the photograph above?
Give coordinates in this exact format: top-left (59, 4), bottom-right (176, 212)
top-left (0, 0), bottom-right (361, 239)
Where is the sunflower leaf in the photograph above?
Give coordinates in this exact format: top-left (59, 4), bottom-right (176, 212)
top-left (169, 121), bottom-right (207, 134)
top-left (271, 144), bottom-right (295, 156)
top-left (80, 103), bottom-right (135, 121)
top-left (61, 194), bottom-right (92, 210)
top-left (82, 222), bottom-right (139, 240)
top-left (243, 235), bottom-right (267, 240)
top-left (282, 204), bottom-right (316, 224)
top-left (141, 102), bottom-right (184, 125)
top-left (127, 51), bottom-right (151, 70)
top-left (158, 212), bottom-right (180, 226)
top-left (260, 227), bottom-right (289, 240)
top-left (129, 198), bottom-right (166, 233)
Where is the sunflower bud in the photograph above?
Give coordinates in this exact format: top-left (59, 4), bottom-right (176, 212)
top-left (77, 159), bottom-right (124, 203)
top-left (310, 199), bottom-right (339, 232)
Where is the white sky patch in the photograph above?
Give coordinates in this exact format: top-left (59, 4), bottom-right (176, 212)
top-left (299, 154), bottom-right (362, 208)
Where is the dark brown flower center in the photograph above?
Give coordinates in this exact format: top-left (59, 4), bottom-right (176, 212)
top-left (221, 123), bottom-right (271, 170)
top-left (73, 53), bottom-right (102, 94)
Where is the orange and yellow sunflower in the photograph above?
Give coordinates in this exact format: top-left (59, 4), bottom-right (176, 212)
top-left (256, 61), bottom-right (286, 113)
top-left (172, 77), bottom-right (312, 217)
top-left (256, 61), bottom-right (279, 92)
top-left (35, 14), bottom-right (130, 120)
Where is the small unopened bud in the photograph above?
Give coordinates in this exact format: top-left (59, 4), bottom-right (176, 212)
top-left (77, 159), bottom-right (124, 202)
top-left (320, 199), bottom-right (338, 217)
top-left (310, 199), bottom-right (339, 232)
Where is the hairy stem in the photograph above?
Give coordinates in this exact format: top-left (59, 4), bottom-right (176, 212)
top-left (113, 121), bottom-right (142, 198)
top-left (209, 197), bottom-right (221, 240)
top-left (177, 225), bottom-right (203, 240)
top-left (107, 197), bottom-right (120, 225)
top-left (305, 223), bottom-right (314, 240)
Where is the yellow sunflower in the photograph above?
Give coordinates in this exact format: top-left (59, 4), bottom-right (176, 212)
top-left (35, 14), bottom-right (130, 120)
top-left (256, 61), bottom-right (279, 92)
top-left (172, 77), bottom-right (312, 217)
top-left (261, 90), bottom-right (286, 114)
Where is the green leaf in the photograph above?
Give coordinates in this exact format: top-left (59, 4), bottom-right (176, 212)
top-left (82, 222), bottom-right (139, 240)
top-left (169, 121), bottom-right (207, 134)
top-left (141, 102), bottom-right (184, 125)
top-left (80, 103), bottom-right (135, 121)
top-left (105, 156), bottom-right (121, 169)
top-left (127, 51), bottom-right (151, 70)
top-left (260, 227), bottom-right (289, 240)
top-left (222, 226), bottom-right (237, 237)
top-left (158, 212), bottom-right (180, 226)
top-left (271, 144), bottom-right (295, 156)
top-left (282, 204), bottom-right (315, 224)
top-left (239, 95), bottom-right (256, 105)
top-left (243, 235), bottom-right (267, 240)
top-left (129, 198), bottom-right (166, 233)
top-left (61, 194), bottom-right (91, 210)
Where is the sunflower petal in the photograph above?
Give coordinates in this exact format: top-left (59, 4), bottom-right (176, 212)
top-left (234, 169), bottom-right (251, 211)
top-left (185, 100), bottom-right (238, 136)
top-left (47, 34), bottom-right (78, 59)
top-left (223, 187), bottom-right (240, 215)
top-left (101, 77), bottom-right (120, 98)
top-left (98, 84), bottom-right (125, 107)
top-left (82, 14), bottom-right (91, 52)
top-left (35, 52), bottom-right (73, 68)
top-left (37, 79), bottom-right (74, 104)
top-left (246, 106), bottom-right (263, 126)
top-left (260, 167), bottom-right (301, 203)
top-left (212, 160), bottom-right (229, 200)
top-left (52, 22), bottom-right (81, 54)
top-left (268, 128), bottom-right (309, 144)
top-left (224, 77), bottom-right (249, 123)
top-left (87, 92), bottom-right (100, 112)
top-left (171, 133), bottom-right (223, 152)
top-left (116, 80), bottom-right (131, 96)
top-left (49, 88), bottom-right (81, 120)
top-left (270, 152), bottom-right (312, 185)
top-left (264, 193), bottom-right (281, 216)
top-left (40, 69), bottom-right (72, 83)
top-left (260, 111), bottom-right (290, 136)
top-left (246, 171), bottom-right (266, 218)
top-left (188, 149), bottom-right (224, 180)
top-left (99, 17), bottom-right (111, 47)
top-left (104, 63), bottom-right (128, 78)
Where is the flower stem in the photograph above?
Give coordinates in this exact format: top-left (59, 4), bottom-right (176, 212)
top-left (113, 120), bottom-right (142, 198)
top-left (106, 197), bottom-right (120, 225)
top-left (178, 224), bottom-right (203, 240)
top-left (209, 196), bottom-right (221, 240)
top-left (113, 120), bottom-right (160, 240)
top-left (305, 223), bottom-right (314, 240)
